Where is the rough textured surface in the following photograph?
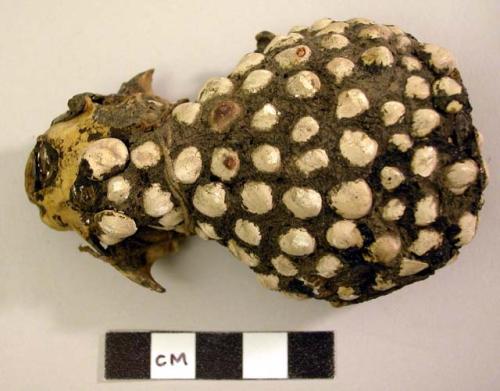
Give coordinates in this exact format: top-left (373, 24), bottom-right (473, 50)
top-left (25, 17), bottom-right (487, 307)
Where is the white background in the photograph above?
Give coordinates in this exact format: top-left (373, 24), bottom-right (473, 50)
top-left (150, 333), bottom-right (196, 379)
top-left (1, 1), bottom-right (499, 390)
top-left (242, 333), bottom-right (288, 379)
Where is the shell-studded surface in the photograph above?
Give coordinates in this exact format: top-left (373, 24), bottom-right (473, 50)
top-left (166, 17), bottom-right (487, 306)
top-left (66, 97), bottom-right (184, 245)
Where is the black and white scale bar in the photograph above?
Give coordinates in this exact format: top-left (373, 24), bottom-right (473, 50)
top-left (105, 331), bottom-right (334, 380)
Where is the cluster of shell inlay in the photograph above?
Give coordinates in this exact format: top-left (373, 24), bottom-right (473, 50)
top-left (79, 17), bottom-right (486, 305)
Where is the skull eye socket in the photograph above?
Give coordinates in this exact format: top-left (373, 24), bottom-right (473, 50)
top-left (33, 139), bottom-right (59, 191)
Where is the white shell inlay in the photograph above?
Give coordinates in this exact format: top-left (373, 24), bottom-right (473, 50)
top-left (295, 149), bottom-right (329, 175)
top-left (251, 144), bottom-right (281, 173)
top-left (320, 34), bottom-right (349, 50)
top-left (444, 160), bottom-right (479, 195)
top-left (411, 146), bottom-right (438, 177)
top-left (329, 179), bottom-right (373, 219)
top-left (310, 18), bottom-right (333, 32)
top-left (369, 234), bottom-right (401, 264)
top-left (131, 141), bottom-right (161, 169)
top-left (339, 129), bottom-right (378, 167)
top-left (107, 176), bottom-right (131, 204)
top-left (256, 274), bottom-right (280, 291)
top-left (231, 52), bottom-right (265, 76)
top-left (409, 229), bottom-right (443, 256)
top-left (399, 258), bottom-right (429, 276)
top-left (405, 76), bottom-right (430, 100)
top-left (241, 182), bottom-right (273, 214)
top-left (279, 228), bottom-right (316, 256)
top-left (381, 101), bottom-right (405, 126)
top-left (411, 109), bottom-right (440, 137)
top-left (251, 103), bottom-right (280, 131)
top-left (172, 102), bottom-right (201, 125)
top-left (83, 138), bottom-right (129, 180)
top-left (316, 255), bottom-right (343, 278)
top-left (193, 182), bottom-right (227, 217)
top-left (337, 286), bottom-right (359, 301)
top-left (197, 77), bottom-right (234, 103)
top-left (361, 46), bottom-right (394, 67)
top-left (390, 133), bottom-right (413, 152)
top-left (286, 71), bottom-right (321, 98)
top-left (382, 198), bottom-right (406, 221)
top-left (380, 166), bottom-right (405, 190)
top-left (274, 45), bottom-right (312, 69)
top-left (433, 77), bottom-right (462, 96)
top-left (401, 56), bottom-right (422, 72)
top-left (264, 33), bottom-right (304, 54)
top-left (358, 25), bottom-right (393, 40)
top-left (291, 116), bottom-right (319, 143)
top-left (235, 219), bottom-right (262, 246)
top-left (336, 89), bottom-right (370, 119)
top-left (173, 146), bottom-right (202, 184)
top-left (326, 220), bottom-right (363, 249)
top-left (241, 69), bottom-right (274, 93)
top-left (195, 222), bottom-right (221, 240)
top-left (282, 187), bottom-right (322, 219)
top-left (96, 210), bottom-right (137, 245)
top-left (210, 147), bottom-right (240, 181)
top-left (414, 195), bottom-right (439, 226)
top-left (271, 255), bottom-right (298, 277)
top-left (228, 239), bottom-right (260, 267)
top-left (158, 208), bottom-right (184, 230)
top-left (326, 57), bottom-right (355, 84)
top-left (316, 22), bottom-right (349, 35)
top-left (455, 212), bottom-right (478, 246)
top-left (422, 43), bottom-right (457, 74)
top-left (143, 183), bottom-right (174, 218)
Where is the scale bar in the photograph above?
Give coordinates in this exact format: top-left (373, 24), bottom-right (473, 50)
top-left (105, 331), bottom-right (334, 380)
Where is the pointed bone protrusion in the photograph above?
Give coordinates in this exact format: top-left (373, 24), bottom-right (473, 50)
top-left (118, 69), bottom-right (155, 95)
